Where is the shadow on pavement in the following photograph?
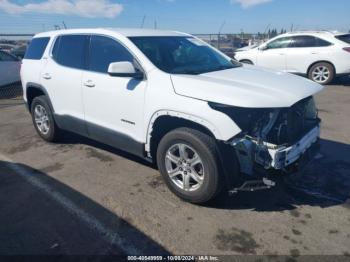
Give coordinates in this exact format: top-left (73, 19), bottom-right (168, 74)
top-left (333, 75), bottom-right (350, 86)
top-left (209, 138), bottom-right (350, 212)
top-left (58, 129), bottom-right (350, 213)
top-left (0, 160), bottom-right (169, 255)
top-left (59, 132), bottom-right (156, 170)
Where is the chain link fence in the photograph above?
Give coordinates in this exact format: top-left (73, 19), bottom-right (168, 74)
top-left (0, 82), bottom-right (23, 99)
top-left (194, 33), bottom-right (268, 57)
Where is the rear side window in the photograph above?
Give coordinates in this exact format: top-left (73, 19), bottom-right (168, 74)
top-left (24, 37), bottom-right (50, 60)
top-left (291, 36), bottom-right (332, 48)
top-left (52, 35), bottom-right (88, 69)
top-left (0, 51), bottom-right (18, 62)
top-left (336, 34), bottom-right (350, 44)
top-left (88, 35), bottom-right (134, 73)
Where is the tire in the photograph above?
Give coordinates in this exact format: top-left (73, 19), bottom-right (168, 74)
top-left (31, 95), bottom-right (61, 142)
top-left (240, 59), bottom-right (254, 65)
top-left (308, 62), bottom-right (334, 85)
top-left (156, 127), bottom-right (222, 204)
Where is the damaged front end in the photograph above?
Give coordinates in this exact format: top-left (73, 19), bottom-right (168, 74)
top-left (210, 96), bottom-right (321, 189)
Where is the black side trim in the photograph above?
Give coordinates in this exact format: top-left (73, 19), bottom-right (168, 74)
top-left (87, 121), bottom-right (145, 158)
top-left (54, 114), bottom-right (88, 137)
top-left (54, 114), bottom-right (145, 159)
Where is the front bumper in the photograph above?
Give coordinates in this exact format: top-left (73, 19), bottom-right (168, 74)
top-left (232, 125), bottom-right (320, 175)
top-left (262, 125), bottom-right (320, 169)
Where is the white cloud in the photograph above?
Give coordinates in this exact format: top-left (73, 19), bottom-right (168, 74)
top-left (0, 0), bottom-right (123, 18)
top-left (231, 0), bottom-right (273, 8)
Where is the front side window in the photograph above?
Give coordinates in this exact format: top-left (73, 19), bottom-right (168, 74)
top-left (0, 51), bottom-right (18, 62)
top-left (24, 37), bottom-right (50, 60)
top-left (88, 35), bottom-right (134, 73)
top-left (129, 36), bottom-right (240, 75)
top-left (266, 37), bottom-right (292, 49)
top-left (52, 35), bottom-right (88, 69)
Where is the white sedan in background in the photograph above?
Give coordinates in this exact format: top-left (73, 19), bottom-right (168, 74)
top-left (234, 31), bottom-right (350, 84)
top-left (0, 50), bottom-right (21, 87)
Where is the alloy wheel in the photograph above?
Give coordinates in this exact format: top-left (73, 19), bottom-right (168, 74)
top-left (311, 66), bottom-right (330, 84)
top-left (165, 143), bottom-right (205, 192)
top-left (34, 104), bottom-right (50, 135)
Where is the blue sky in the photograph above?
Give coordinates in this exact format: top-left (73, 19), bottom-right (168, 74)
top-left (0, 0), bottom-right (349, 34)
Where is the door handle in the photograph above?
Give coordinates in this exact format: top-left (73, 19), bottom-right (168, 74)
top-left (42, 73), bottom-right (51, 80)
top-left (83, 80), bottom-right (95, 88)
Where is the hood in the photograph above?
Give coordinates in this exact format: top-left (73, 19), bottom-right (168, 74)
top-left (170, 65), bottom-right (324, 108)
top-left (235, 44), bottom-right (258, 52)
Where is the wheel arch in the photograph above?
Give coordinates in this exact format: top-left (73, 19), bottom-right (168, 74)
top-left (145, 111), bottom-right (221, 159)
top-left (307, 60), bottom-right (336, 75)
top-left (239, 59), bottom-right (254, 65)
top-left (146, 111), bottom-right (240, 190)
top-left (26, 83), bottom-right (54, 113)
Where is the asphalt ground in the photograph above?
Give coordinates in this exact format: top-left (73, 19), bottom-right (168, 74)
top-left (0, 77), bottom-right (350, 258)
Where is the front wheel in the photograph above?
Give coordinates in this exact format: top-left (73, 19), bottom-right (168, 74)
top-left (156, 128), bottom-right (222, 204)
top-left (308, 62), bottom-right (334, 85)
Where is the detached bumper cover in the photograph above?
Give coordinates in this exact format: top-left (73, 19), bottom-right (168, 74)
top-left (232, 125), bottom-right (321, 175)
top-left (266, 125), bottom-right (320, 169)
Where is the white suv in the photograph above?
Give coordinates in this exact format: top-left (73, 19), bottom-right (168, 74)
top-left (21, 28), bottom-right (324, 203)
top-left (234, 31), bottom-right (350, 84)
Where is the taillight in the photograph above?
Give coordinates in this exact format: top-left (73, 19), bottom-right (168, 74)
top-left (343, 47), bottom-right (350, 53)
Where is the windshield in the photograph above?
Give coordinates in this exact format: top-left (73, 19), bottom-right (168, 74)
top-left (129, 36), bottom-right (241, 75)
top-left (336, 34), bottom-right (350, 44)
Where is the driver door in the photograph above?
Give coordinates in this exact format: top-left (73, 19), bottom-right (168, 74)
top-left (82, 35), bottom-right (147, 155)
top-left (256, 37), bottom-right (292, 71)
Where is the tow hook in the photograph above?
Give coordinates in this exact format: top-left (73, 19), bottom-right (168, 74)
top-left (228, 178), bottom-right (276, 195)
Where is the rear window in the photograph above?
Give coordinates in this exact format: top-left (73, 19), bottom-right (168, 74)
top-left (52, 35), bottom-right (88, 69)
top-left (290, 36), bottom-right (332, 48)
top-left (24, 37), bottom-right (50, 60)
top-left (336, 34), bottom-right (350, 44)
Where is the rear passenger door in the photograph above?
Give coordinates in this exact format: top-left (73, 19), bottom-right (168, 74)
top-left (286, 35), bottom-right (332, 74)
top-left (41, 34), bottom-right (89, 135)
top-left (82, 35), bottom-right (146, 155)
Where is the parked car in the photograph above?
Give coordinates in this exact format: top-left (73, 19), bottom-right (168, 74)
top-left (0, 50), bottom-right (21, 87)
top-left (11, 45), bottom-right (27, 59)
top-left (21, 29), bottom-right (323, 203)
top-left (0, 43), bottom-right (15, 53)
top-left (234, 31), bottom-right (350, 84)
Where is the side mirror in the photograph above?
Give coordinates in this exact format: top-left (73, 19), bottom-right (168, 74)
top-left (259, 45), bottom-right (268, 51)
top-left (108, 61), bottom-right (144, 79)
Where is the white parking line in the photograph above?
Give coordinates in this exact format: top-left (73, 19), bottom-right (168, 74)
top-left (0, 153), bottom-right (141, 255)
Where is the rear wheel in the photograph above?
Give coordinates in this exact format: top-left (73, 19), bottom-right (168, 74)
top-left (156, 128), bottom-right (222, 204)
top-left (31, 95), bottom-right (61, 142)
top-left (308, 62), bottom-right (334, 85)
